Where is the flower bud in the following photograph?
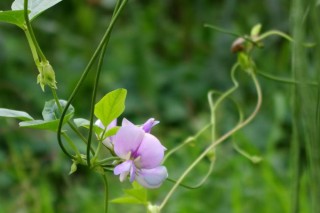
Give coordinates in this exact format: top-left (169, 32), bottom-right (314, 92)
top-left (37, 61), bottom-right (57, 91)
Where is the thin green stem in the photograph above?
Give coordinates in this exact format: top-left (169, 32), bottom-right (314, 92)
top-left (57, 0), bottom-right (128, 160)
top-left (166, 158), bottom-right (215, 189)
top-left (97, 156), bottom-right (120, 165)
top-left (163, 123), bottom-right (212, 162)
top-left (91, 138), bottom-right (103, 164)
top-left (23, 0), bottom-right (46, 62)
top-left (62, 132), bottom-right (81, 157)
top-left (52, 88), bottom-right (95, 155)
top-left (159, 73), bottom-right (262, 210)
top-left (258, 71), bottom-right (318, 86)
top-left (102, 174), bottom-right (109, 213)
top-left (204, 24), bottom-right (241, 38)
top-left (24, 30), bottom-right (39, 64)
top-left (257, 30), bottom-right (294, 43)
top-left (208, 63), bottom-right (239, 141)
top-left (87, 0), bottom-right (124, 166)
top-left (87, 42), bottom-right (108, 167)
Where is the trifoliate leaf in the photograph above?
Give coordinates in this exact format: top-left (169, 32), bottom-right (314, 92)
top-left (94, 88), bottom-right (127, 127)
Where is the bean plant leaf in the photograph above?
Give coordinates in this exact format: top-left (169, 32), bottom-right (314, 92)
top-left (94, 88), bottom-right (127, 127)
top-left (73, 118), bottom-right (120, 139)
top-left (111, 182), bottom-right (147, 205)
top-left (73, 118), bottom-right (91, 128)
top-left (73, 118), bottom-right (104, 135)
top-left (0, 10), bottom-right (25, 28)
top-left (19, 99), bottom-right (74, 131)
top-left (11, 0), bottom-right (63, 21)
top-left (0, 108), bottom-right (34, 121)
top-left (42, 99), bottom-right (73, 121)
top-left (110, 196), bottom-right (145, 205)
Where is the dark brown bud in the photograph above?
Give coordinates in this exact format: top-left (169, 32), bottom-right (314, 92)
top-left (231, 37), bottom-right (245, 53)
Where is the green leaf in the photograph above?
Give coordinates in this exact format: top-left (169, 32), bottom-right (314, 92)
top-left (12, 0), bottom-right (63, 21)
top-left (19, 115), bottom-right (70, 131)
top-left (94, 88), bottom-right (127, 127)
top-left (0, 10), bottom-right (25, 28)
top-left (42, 99), bottom-right (73, 121)
top-left (19, 99), bottom-right (74, 131)
top-left (110, 196), bottom-right (145, 205)
top-left (104, 126), bottom-right (120, 139)
top-left (0, 108), bottom-right (34, 121)
top-left (111, 182), bottom-right (148, 205)
top-left (73, 118), bottom-right (105, 136)
top-left (73, 118), bottom-right (91, 128)
top-left (250, 23), bottom-right (262, 37)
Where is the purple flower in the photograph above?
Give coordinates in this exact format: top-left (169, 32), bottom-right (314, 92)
top-left (113, 119), bottom-right (167, 188)
top-left (121, 118), bottom-right (159, 133)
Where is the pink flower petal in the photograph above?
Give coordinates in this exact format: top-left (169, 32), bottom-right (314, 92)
top-left (136, 166), bottom-right (168, 188)
top-left (114, 160), bottom-right (133, 182)
top-left (136, 133), bottom-right (166, 169)
top-left (121, 118), bottom-right (135, 127)
top-left (142, 118), bottom-right (159, 133)
top-left (113, 125), bottom-right (144, 159)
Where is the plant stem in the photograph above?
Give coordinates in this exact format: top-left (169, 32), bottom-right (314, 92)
top-left (62, 132), bottom-right (81, 157)
top-left (159, 73), bottom-right (262, 211)
top-left (102, 174), bottom-right (109, 213)
top-left (51, 88), bottom-right (95, 155)
top-left (163, 123), bottom-right (211, 162)
top-left (23, 0), bottom-right (46, 62)
top-left (57, 0), bottom-right (128, 161)
top-left (24, 29), bottom-right (39, 64)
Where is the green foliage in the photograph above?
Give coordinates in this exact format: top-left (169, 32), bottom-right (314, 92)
top-left (0, 10), bottom-right (25, 28)
top-left (111, 182), bottom-right (148, 205)
top-left (19, 99), bottom-right (74, 131)
top-left (0, 0), bottom-right (316, 212)
top-left (0, 108), bottom-right (33, 120)
top-left (11, 0), bottom-right (62, 21)
top-left (94, 88), bottom-right (127, 127)
top-left (0, 0), bottom-right (63, 29)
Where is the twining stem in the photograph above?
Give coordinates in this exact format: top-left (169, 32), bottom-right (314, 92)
top-left (57, 0), bottom-right (128, 162)
top-left (257, 30), bottom-right (293, 43)
top-left (159, 73), bottom-right (262, 210)
top-left (87, 0), bottom-right (125, 167)
top-left (208, 63), bottom-right (240, 141)
top-left (163, 124), bottom-right (211, 162)
top-left (258, 71), bottom-right (318, 86)
top-left (102, 174), bottom-right (109, 213)
top-left (51, 88), bottom-right (95, 155)
top-left (87, 40), bottom-right (108, 166)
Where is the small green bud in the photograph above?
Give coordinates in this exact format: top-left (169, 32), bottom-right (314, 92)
top-left (147, 203), bottom-right (161, 213)
top-left (37, 60), bottom-right (57, 91)
top-left (250, 156), bottom-right (262, 164)
top-left (69, 160), bottom-right (78, 175)
top-left (237, 52), bottom-right (256, 74)
top-left (250, 23), bottom-right (262, 37)
top-left (206, 148), bottom-right (216, 162)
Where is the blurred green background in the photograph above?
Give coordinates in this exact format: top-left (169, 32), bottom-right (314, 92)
top-left (0, 0), bottom-right (311, 212)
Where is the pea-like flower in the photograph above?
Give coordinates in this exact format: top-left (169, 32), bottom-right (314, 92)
top-left (113, 118), bottom-right (168, 188)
